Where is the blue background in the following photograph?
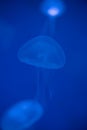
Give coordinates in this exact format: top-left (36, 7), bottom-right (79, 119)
top-left (0, 0), bottom-right (87, 129)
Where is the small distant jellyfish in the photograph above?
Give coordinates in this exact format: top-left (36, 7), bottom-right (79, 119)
top-left (40, 0), bottom-right (66, 37)
top-left (40, 0), bottom-right (65, 17)
top-left (1, 100), bottom-right (43, 130)
top-left (17, 35), bottom-right (65, 108)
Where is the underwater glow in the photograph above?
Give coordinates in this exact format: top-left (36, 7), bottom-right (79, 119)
top-left (17, 35), bottom-right (65, 69)
top-left (47, 7), bottom-right (59, 16)
top-left (1, 100), bottom-right (43, 130)
top-left (40, 0), bottom-right (65, 17)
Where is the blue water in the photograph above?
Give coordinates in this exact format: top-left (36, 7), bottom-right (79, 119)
top-left (0, 0), bottom-right (87, 130)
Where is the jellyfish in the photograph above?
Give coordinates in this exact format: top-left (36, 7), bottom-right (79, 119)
top-left (16, 35), bottom-right (65, 128)
top-left (17, 35), bottom-right (65, 69)
top-left (40, 0), bottom-right (66, 35)
top-left (1, 100), bottom-right (43, 130)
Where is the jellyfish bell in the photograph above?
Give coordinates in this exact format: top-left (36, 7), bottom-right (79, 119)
top-left (1, 100), bottom-right (43, 130)
top-left (17, 35), bottom-right (65, 69)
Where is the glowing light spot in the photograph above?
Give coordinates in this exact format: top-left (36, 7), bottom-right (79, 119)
top-left (47, 7), bottom-right (60, 16)
top-left (40, 0), bottom-right (65, 17)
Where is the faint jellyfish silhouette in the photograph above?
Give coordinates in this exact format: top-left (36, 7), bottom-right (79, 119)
top-left (17, 35), bottom-right (65, 106)
top-left (1, 100), bottom-right (43, 130)
top-left (0, 19), bottom-right (15, 51)
top-left (17, 35), bottom-right (65, 69)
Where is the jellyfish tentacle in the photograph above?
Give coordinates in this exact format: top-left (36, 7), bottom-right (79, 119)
top-left (35, 68), bottom-right (47, 109)
top-left (42, 70), bottom-right (55, 101)
top-left (35, 68), bottom-right (40, 101)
